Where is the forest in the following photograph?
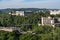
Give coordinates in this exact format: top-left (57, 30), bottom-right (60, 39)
top-left (0, 11), bottom-right (60, 40)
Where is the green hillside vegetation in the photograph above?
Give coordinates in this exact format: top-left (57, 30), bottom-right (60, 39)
top-left (0, 26), bottom-right (60, 40)
top-left (0, 11), bottom-right (60, 40)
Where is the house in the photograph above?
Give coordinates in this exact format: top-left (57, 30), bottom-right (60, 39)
top-left (50, 10), bottom-right (60, 15)
top-left (9, 11), bottom-right (24, 16)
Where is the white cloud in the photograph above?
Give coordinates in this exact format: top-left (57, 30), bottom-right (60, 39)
top-left (0, 0), bottom-right (60, 9)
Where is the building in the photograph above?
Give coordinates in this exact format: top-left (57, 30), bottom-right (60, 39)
top-left (41, 16), bottom-right (54, 27)
top-left (9, 10), bottom-right (33, 16)
top-left (9, 11), bottom-right (24, 16)
top-left (24, 10), bottom-right (33, 16)
top-left (50, 10), bottom-right (60, 15)
top-left (40, 16), bottom-right (60, 27)
top-left (54, 18), bottom-right (60, 27)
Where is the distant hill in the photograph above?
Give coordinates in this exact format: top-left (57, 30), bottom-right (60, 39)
top-left (0, 8), bottom-right (60, 14)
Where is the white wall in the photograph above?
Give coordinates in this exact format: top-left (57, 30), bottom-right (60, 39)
top-left (50, 10), bottom-right (60, 15)
top-left (16, 11), bottom-right (24, 16)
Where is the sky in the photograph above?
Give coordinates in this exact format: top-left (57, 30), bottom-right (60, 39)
top-left (0, 0), bottom-right (60, 9)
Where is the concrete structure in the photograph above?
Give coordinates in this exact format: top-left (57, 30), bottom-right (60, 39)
top-left (0, 27), bottom-right (20, 32)
top-left (9, 11), bottom-right (24, 16)
top-left (24, 11), bottom-right (33, 15)
top-left (54, 18), bottom-right (60, 27)
top-left (41, 16), bottom-right (54, 27)
top-left (50, 10), bottom-right (60, 15)
top-left (40, 16), bottom-right (60, 27)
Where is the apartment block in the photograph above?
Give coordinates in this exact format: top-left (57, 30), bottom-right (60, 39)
top-left (50, 10), bottom-right (60, 15)
top-left (40, 16), bottom-right (60, 27)
top-left (9, 11), bottom-right (24, 16)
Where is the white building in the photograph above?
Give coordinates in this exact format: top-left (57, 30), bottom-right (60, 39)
top-left (40, 16), bottom-right (60, 27)
top-left (50, 10), bottom-right (60, 15)
top-left (41, 16), bottom-right (54, 26)
top-left (9, 11), bottom-right (24, 16)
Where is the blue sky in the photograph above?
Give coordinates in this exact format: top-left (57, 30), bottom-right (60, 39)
top-left (23, 0), bottom-right (44, 2)
top-left (0, 0), bottom-right (60, 9)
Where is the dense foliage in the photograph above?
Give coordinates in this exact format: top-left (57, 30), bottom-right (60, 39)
top-left (0, 11), bottom-right (50, 27)
top-left (0, 26), bottom-right (60, 40)
top-left (0, 11), bottom-right (60, 40)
